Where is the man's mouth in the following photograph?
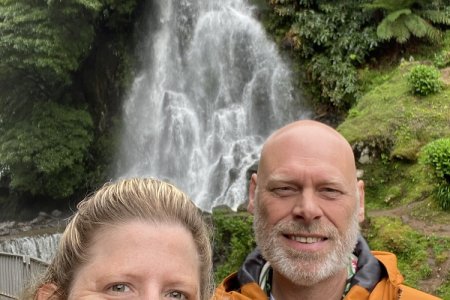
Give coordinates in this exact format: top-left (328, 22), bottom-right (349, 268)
top-left (286, 235), bottom-right (327, 244)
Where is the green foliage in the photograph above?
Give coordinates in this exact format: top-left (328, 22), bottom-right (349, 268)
top-left (365, 216), bottom-right (447, 286)
top-left (267, 0), bottom-right (379, 108)
top-left (339, 61), bottom-right (450, 215)
top-left (433, 50), bottom-right (450, 68)
top-left (212, 209), bottom-right (255, 283)
top-left (420, 138), bottom-right (450, 210)
top-left (0, 0), bottom-right (100, 87)
top-left (407, 64), bottom-right (442, 96)
top-left (340, 62), bottom-right (450, 160)
top-left (435, 185), bottom-right (450, 210)
top-left (0, 0), bottom-right (99, 126)
top-left (421, 138), bottom-right (450, 184)
top-left (365, 0), bottom-right (450, 44)
top-left (0, 0), bottom-right (139, 121)
top-left (0, 102), bottom-right (93, 199)
top-left (0, 0), bottom-right (139, 206)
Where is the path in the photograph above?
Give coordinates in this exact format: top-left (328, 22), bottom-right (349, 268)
top-left (368, 200), bottom-right (450, 238)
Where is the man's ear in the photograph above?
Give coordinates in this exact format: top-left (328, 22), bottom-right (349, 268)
top-left (357, 180), bottom-right (365, 223)
top-left (36, 283), bottom-right (59, 300)
top-left (248, 173), bottom-right (257, 214)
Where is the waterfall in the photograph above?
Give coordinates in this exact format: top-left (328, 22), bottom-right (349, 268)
top-left (117, 0), bottom-right (309, 211)
top-left (0, 233), bottom-right (61, 263)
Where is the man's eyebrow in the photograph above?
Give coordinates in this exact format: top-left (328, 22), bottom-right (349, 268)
top-left (266, 174), bottom-right (295, 183)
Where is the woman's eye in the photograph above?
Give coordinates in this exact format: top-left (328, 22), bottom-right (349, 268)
top-left (109, 283), bottom-right (131, 293)
top-left (166, 290), bottom-right (188, 299)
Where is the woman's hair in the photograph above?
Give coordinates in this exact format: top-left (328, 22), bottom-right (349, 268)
top-left (24, 178), bottom-right (213, 300)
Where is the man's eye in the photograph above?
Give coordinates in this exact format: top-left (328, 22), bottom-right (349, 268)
top-left (272, 186), bottom-right (297, 196)
top-left (166, 291), bottom-right (188, 299)
top-left (320, 188), bottom-right (342, 198)
top-left (109, 283), bottom-right (131, 293)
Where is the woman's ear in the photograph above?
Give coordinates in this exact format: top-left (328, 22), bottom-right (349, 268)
top-left (36, 283), bottom-right (59, 300)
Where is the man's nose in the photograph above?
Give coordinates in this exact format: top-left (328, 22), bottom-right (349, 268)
top-left (291, 189), bottom-right (323, 223)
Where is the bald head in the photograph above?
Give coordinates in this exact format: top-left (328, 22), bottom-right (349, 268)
top-left (259, 120), bottom-right (357, 181)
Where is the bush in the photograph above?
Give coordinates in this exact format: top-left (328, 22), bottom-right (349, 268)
top-left (421, 138), bottom-right (450, 183)
top-left (0, 102), bottom-right (94, 199)
top-left (265, 1), bottom-right (379, 108)
top-left (212, 209), bottom-right (255, 283)
top-left (407, 64), bottom-right (442, 96)
top-left (420, 138), bottom-right (450, 210)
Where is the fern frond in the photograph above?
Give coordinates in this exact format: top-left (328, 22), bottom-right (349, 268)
top-left (391, 17), bottom-right (411, 43)
top-left (419, 10), bottom-right (450, 25)
top-left (386, 9), bottom-right (411, 22)
top-left (425, 25), bottom-right (443, 43)
top-left (404, 14), bottom-right (428, 38)
top-left (377, 18), bottom-right (395, 40)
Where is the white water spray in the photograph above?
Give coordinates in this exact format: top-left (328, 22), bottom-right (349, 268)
top-left (0, 233), bottom-right (60, 262)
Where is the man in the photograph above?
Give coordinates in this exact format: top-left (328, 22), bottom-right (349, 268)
top-left (214, 120), bottom-right (440, 300)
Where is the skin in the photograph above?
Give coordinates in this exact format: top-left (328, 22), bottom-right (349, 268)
top-left (40, 221), bottom-right (201, 300)
top-left (248, 120), bottom-right (365, 300)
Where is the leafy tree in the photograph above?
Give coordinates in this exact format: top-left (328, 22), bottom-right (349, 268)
top-left (0, 0), bottom-right (140, 208)
top-left (0, 0), bottom-right (102, 121)
top-left (365, 0), bottom-right (450, 44)
top-left (0, 102), bottom-right (94, 199)
top-left (267, 0), bottom-right (379, 108)
top-left (0, 0), bottom-right (101, 84)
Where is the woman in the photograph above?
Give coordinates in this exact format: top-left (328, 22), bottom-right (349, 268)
top-left (23, 178), bottom-right (213, 300)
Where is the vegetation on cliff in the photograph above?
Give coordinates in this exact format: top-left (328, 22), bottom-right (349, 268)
top-left (0, 0), bottom-right (141, 218)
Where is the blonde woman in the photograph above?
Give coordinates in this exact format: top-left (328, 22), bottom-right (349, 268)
top-left (23, 178), bottom-right (213, 300)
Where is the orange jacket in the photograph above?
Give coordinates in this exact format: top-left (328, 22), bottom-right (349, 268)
top-left (214, 238), bottom-right (441, 300)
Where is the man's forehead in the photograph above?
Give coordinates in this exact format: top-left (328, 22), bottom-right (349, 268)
top-left (259, 124), bottom-right (357, 177)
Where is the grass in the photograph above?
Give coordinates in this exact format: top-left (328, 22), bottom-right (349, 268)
top-left (365, 216), bottom-right (450, 291)
top-left (340, 62), bottom-right (450, 160)
top-left (357, 157), bottom-right (433, 210)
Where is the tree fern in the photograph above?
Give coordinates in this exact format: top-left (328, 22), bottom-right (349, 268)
top-left (366, 0), bottom-right (450, 44)
top-left (404, 14), bottom-right (429, 39)
top-left (420, 9), bottom-right (450, 26)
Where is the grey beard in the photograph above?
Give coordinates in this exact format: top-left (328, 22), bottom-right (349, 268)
top-left (253, 206), bottom-right (360, 286)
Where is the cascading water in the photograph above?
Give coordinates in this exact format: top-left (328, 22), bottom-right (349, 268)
top-left (0, 233), bottom-right (61, 262)
top-left (117, 0), bottom-right (309, 211)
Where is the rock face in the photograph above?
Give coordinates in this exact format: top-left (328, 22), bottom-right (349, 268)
top-left (0, 210), bottom-right (67, 239)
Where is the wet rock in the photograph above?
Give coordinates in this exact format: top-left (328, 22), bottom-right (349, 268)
top-left (51, 209), bottom-right (62, 218)
top-left (358, 147), bottom-right (371, 164)
top-left (356, 169), bottom-right (364, 178)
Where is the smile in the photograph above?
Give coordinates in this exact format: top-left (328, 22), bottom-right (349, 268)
top-left (287, 236), bottom-right (327, 244)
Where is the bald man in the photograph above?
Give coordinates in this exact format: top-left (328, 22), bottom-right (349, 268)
top-left (214, 120), bottom-right (440, 300)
